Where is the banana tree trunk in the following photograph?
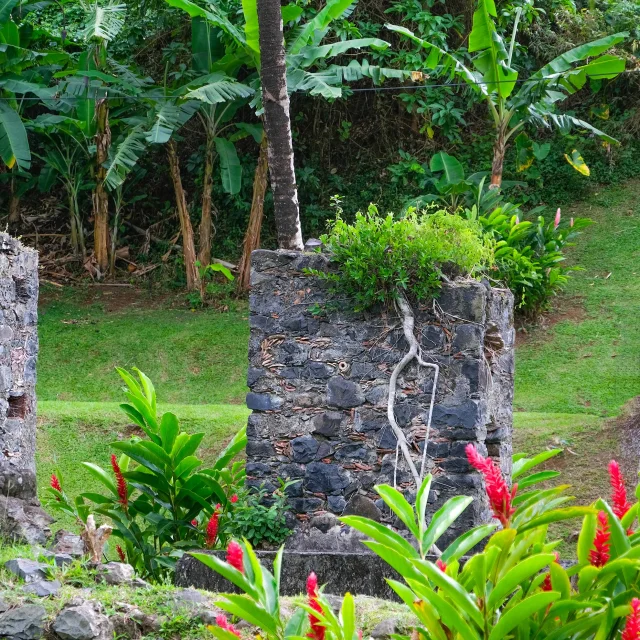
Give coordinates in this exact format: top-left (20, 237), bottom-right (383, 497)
top-left (198, 132), bottom-right (215, 267)
top-left (490, 121), bottom-right (508, 189)
top-left (237, 132), bottom-right (269, 292)
top-left (167, 139), bottom-right (200, 292)
top-left (93, 98), bottom-right (111, 275)
top-left (256, 0), bottom-right (303, 251)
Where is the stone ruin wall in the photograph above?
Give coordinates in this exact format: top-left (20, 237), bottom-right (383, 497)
top-left (0, 234), bottom-right (52, 544)
top-left (245, 249), bottom-right (515, 548)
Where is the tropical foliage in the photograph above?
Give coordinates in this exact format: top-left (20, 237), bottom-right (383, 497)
top-left (195, 448), bottom-right (640, 640)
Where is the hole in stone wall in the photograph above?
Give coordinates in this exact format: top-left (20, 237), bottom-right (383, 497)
top-left (13, 277), bottom-right (30, 303)
top-left (7, 394), bottom-right (28, 419)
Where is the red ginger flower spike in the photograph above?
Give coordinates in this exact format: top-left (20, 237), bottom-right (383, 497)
top-left (230, 494), bottom-right (238, 504)
top-left (436, 558), bottom-right (447, 573)
top-left (110, 454), bottom-right (128, 509)
top-left (307, 572), bottom-right (325, 640)
top-left (609, 460), bottom-right (631, 520)
top-left (541, 551), bottom-right (560, 591)
top-left (215, 614), bottom-right (240, 638)
top-left (465, 444), bottom-right (517, 528)
top-left (50, 474), bottom-right (62, 498)
top-left (226, 541), bottom-right (244, 573)
top-left (590, 511), bottom-right (611, 568)
top-left (622, 598), bottom-right (640, 640)
top-left (205, 511), bottom-right (219, 548)
top-left (191, 519), bottom-right (197, 527)
top-left (116, 545), bottom-right (126, 563)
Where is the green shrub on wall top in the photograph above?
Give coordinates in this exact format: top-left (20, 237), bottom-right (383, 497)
top-left (311, 203), bottom-right (494, 310)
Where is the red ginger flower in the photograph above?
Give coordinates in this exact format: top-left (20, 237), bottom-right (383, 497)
top-left (436, 558), bottom-right (447, 573)
top-left (622, 598), bottom-right (640, 640)
top-left (205, 510), bottom-right (219, 548)
top-left (116, 545), bottom-right (126, 563)
top-left (307, 572), bottom-right (325, 640)
top-left (110, 454), bottom-right (128, 509)
top-left (554, 208), bottom-right (561, 229)
top-left (465, 444), bottom-right (517, 528)
top-left (215, 614), bottom-right (240, 638)
top-left (191, 519), bottom-right (198, 527)
top-left (609, 460), bottom-right (631, 520)
top-left (541, 552), bottom-right (560, 591)
top-left (226, 541), bottom-right (244, 573)
top-left (590, 511), bottom-right (611, 568)
top-left (50, 474), bottom-right (62, 498)
top-left (230, 494), bottom-right (238, 504)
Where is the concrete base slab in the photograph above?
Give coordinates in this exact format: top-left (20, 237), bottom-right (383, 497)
top-left (175, 550), bottom-right (403, 600)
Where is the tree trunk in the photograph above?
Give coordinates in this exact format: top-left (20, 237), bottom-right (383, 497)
top-left (198, 132), bottom-right (215, 267)
top-left (68, 189), bottom-right (80, 256)
top-left (93, 98), bottom-right (111, 275)
top-left (490, 122), bottom-right (508, 189)
top-left (237, 133), bottom-right (269, 292)
top-left (167, 139), bottom-right (200, 292)
top-left (256, 0), bottom-right (303, 251)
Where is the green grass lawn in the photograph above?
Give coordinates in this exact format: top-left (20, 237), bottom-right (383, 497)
top-left (514, 180), bottom-right (640, 417)
top-left (38, 286), bottom-right (250, 405)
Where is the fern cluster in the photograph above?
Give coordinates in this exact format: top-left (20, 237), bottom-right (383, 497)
top-left (316, 205), bottom-right (494, 310)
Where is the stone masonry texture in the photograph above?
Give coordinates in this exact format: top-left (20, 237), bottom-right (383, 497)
top-left (0, 234), bottom-right (51, 545)
top-left (246, 249), bottom-right (515, 548)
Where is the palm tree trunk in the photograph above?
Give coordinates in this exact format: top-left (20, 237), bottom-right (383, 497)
top-left (237, 132), bottom-right (269, 292)
top-left (490, 121), bottom-right (508, 189)
top-left (256, 0), bottom-right (303, 251)
top-left (93, 98), bottom-right (111, 275)
top-left (167, 139), bottom-right (200, 292)
top-left (198, 132), bottom-right (215, 267)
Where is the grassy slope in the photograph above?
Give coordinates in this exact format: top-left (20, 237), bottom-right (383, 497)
top-left (514, 180), bottom-right (640, 417)
top-left (513, 180), bottom-right (640, 549)
top-left (38, 287), bottom-right (250, 404)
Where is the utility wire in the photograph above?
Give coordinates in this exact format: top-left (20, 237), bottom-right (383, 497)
top-left (1, 68), bottom-right (639, 100)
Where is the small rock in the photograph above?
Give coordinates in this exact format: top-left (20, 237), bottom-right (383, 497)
top-left (371, 618), bottom-right (399, 638)
top-left (310, 512), bottom-right (337, 533)
top-left (198, 610), bottom-right (221, 625)
top-left (327, 377), bottom-right (365, 409)
top-left (0, 604), bottom-right (46, 639)
top-left (312, 411), bottom-right (344, 437)
top-left (4, 559), bottom-right (49, 583)
top-left (52, 600), bottom-right (112, 640)
top-left (50, 530), bottom-right (85, 557)
top-left (246, 392), bottom-right (283, 412)
top-left (291, 435), bottom-right (319, 463)
top-left (23, 579), bottom-right (61, 597)
top-left (171, 588), bottom-right (210, 609)
top-left (327, 495), bottom-right (346, 513)
top-left (109, 614), bottom-right (140, 639)
top-left (96, 562), bottom-right (134, 585)
top-left (128, 577), bottom-right (151, 589)
top-left (343, 495), bottom-right (383, 522)
top-left (0, 497), bottom-right (53, 546)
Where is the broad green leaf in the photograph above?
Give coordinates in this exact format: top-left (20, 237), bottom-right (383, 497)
top-left (287, 0), bottom-right (354, 54)
top-left (430, 151), bottom-right (464, 185)
top-left (488, 591), bottom-right (559, 640)
top-left (374, 484), bottom-right (419, 539)
top-left (422, 495), bottom-right (472, 552)
top-left (596, 499), bottom-right (631, 559)
top-left (282, 4), bottom-right (303, 23)
top-left (212, 425), bottom-right (246, 471)
top-left (159, 412), bottom-right (179, 453)
top-left (185, 74), bottom-right (254, 104)
top-left (0, 102), bottom-right (30, 170)
top-left (214, 137), bottom-right (242, 194)
top-left (517, 470), bottom-right (560, 490)
top-left (517, 506), bottom-right (596, 532)
top-left (241, 0), bottom-right (259, 55)
top-left (415, 474), bottom-right (432, 542)
top-left (340, 593), bottom-right (356, 640)
top-left (340, 516), bottom-right (419, 559)
top-left (80, 462), bottom-right (118, 497)
top-left (487, 553), bottom-right (555, 609)
top-left (564, 149), bottom-right (590, 176)
top-left (0, 0), bottom-right (19, 22)
top-left (512, 449), bottom-right (562, 479)
top-left (441, 523), bottom-right (497, 563)
top-left (515, 132), bottom-right (534, 172)
top-left (577, 511), bottom-right (597, 565)
top-left (216, 594), bottom-right (278, 634)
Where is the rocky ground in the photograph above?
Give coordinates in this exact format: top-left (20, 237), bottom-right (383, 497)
top-left (0, 531), bottom-right (413, 639)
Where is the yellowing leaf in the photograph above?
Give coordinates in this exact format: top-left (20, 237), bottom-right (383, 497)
top-left (564, 149), bottom-right (590, 176)
top-left (411, 70), bottom-right (424, 81)
top-left (426, 125), bottom-right (434, 139)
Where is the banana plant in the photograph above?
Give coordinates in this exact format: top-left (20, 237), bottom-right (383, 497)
top-left (388, 0), bottom-right (627, 187)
